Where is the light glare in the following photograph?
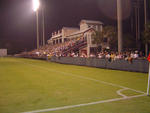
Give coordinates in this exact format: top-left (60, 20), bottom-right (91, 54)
top-left (33, 0), bottom-right (40, 11)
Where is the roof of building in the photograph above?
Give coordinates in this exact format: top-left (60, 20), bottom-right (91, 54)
top-left (79, 19), bottom-right (104, 25)
top-left (47, 27), bottom-right (95, 42)
top-left (51, 34), bottom-right (62, 39)
top-left (62, 27), bottom-right (79, 30)
top-left (66, 27), bottom-right (95, 38)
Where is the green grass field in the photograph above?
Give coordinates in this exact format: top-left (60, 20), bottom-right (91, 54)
top-left (0, 57), bottom-right (150, 113)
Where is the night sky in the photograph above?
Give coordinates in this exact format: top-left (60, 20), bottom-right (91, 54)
top-left (0, 0), bottom-right (149, 54)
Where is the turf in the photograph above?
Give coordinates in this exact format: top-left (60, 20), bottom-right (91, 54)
top-left (0, 57), bottom-right (150, 113)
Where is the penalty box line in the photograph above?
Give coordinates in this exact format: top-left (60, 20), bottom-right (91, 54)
top-left (22, 62), bottom-right (146, 94)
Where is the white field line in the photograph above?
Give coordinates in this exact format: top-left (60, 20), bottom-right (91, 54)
top-left (116, 88), bottom-right (128, 98)
top-left (19, 61), bottom-right (147, 113)
top-left (22, 62), bottom-right (146, 94)
top-left (22, 94), bottom-right (146, 113)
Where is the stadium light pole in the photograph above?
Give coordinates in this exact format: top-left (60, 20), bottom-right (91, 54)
top-left (144, 0), bottom-right (148, 57)
top-left (33, 0), bottom-right (40, 49)
top-left (144, 0), bottom-right (147, 30)
top-left (117, 0), bottom-right (123, 53)
top-left (42, 2), bottom-right (45, 46)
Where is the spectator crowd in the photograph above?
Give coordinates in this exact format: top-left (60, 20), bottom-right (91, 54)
top-left (16, 37), bottom-right (146, 63)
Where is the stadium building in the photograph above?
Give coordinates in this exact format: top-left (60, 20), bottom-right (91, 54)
top-left (47, 20), bottom-right (110, 57)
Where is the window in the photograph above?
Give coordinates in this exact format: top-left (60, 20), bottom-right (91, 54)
top-left (53, 40), bottom-right (55, 44)
top-left (64, 38), bottom-right (67, 42)
top-left (59, 39), bottom-right (62, 43)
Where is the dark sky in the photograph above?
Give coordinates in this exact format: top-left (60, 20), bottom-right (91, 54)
top-left (0, 0), bottom-right (149, 54)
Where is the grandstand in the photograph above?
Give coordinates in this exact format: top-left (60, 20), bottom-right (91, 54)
top-left (47, 20), bottom-right (105, 57)
top-left (18, 19), bottom-right (146, 62)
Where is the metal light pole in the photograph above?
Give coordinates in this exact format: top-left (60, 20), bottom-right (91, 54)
top-left (36, 10), bottom-right (39, 49)
top-left (33, 0), bottom-right (40, 49)
top-left (144, 0), bottom-right (147, 30)
top-left (117, 0), bottom-right (123, 53)
top-left (42, 3), bottom-right (45, 46)
top-left (144, 0), bottom-right (148, 57)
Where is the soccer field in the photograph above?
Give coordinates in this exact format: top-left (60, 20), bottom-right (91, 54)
top-left (0, 57), bottom-right (150, 113)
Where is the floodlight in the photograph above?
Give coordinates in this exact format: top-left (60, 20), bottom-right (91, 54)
top-left (33, 0), bottom-right (40, 11)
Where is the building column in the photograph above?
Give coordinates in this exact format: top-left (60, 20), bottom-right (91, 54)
top-left (87, 33), bottom-right (91, 58)
top-left (87, 45), bottom-right (90, 58)
top-left (62, 37), bottom-right (64, 43)
top-left (58, 39), bottom-right (60, 44)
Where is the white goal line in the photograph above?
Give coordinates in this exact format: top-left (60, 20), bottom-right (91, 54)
top-left (22, 94), bottom-right (146, 113)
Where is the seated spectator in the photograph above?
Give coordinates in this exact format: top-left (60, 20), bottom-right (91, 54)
top-left (98, 52), bottom-right (104, 59)
top-left (73, 53), bottom-right (78, 57)
top-left (110, 52), bottom-right (115, 61)
top-left (90, 53), bottom-right (96, 58)
top-left (35, 51), bottom-right (40, 56)
top-left (128, 55), bottom-right (133, 64)
top-left (71, 52), bottom-right (75, 57)
top-left (105, 52), bottom-right (111, 62)
top-left (80, 53), bottom-right (87, 58)
top-left (133, 51), bottom-right (139, 59)
top-left (130, 52), bottom-right (134, 58)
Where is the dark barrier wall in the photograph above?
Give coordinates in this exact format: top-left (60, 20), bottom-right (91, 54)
top-left (51, 56), bottom-right (149, 73)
